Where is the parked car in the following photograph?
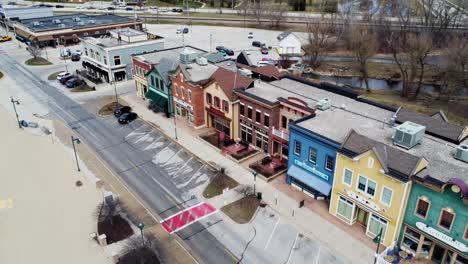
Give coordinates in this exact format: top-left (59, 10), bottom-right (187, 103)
top-left (114, 105), bottom-right (132, 117)
top-left (72, 49), bottom-right (82, 56)
top-left (71, 54), bottom-right (80, 61)
top-left (216, 46), bottom-right (226, 52)
top-left (118, 112), bottom-right (138, 124)
top-left (225, 49), bottom-right (234, 56)
top-left (65, 78), bottom-right (85, 88)
top-left (252, 41), bottom-right (261, 47)
top-left (248, 32), bottom-right (253, 39)
top-left (0, 36), bottom-right (12, 42)
top-left (75, 6), bottom-right (84, 9)
top-left (182, 27), bottom-right (189, 34)
top-left (125, 7), bottom-right (133, 10)
top-left (57, 72), bottom-right (72, 81)
top-left (172, 8), bottom-right (183, 12)
top-left (87, 6), bottom-right (96, 9)
top-left (7, 1), bottom-right (16, 5)
top-left (59, 75), bottom-right (74, 84)
top-left (55, 4), bottom-right (64, 8)
top-left (260, 47), bottom-right (269, 54)
top-left (107, 6), bottom-right (115, 10)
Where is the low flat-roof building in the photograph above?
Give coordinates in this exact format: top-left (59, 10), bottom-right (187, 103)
top-left (13, 13), bottom-right (143, 47)
top-left (0, 6), bottom-right (53, 21)
top-left (81, 27), bottom-right (163, 83)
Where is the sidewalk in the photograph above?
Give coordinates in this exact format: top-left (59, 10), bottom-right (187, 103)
top-left (123, 94), bottom-right (375, 264)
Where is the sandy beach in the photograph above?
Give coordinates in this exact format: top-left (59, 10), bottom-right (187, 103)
top-left (0, 107), bottom-right (111, 264)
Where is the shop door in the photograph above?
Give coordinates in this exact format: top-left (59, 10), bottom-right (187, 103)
top-left (356, 208), bottom-right (369, 227)
top-left (432, 244), bottom-right (446, 264)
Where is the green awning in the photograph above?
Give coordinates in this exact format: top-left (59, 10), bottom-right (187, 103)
top-left (145, 89), bottom-right (159, 102)
top-left (157, 96), bottom-right (168, 109)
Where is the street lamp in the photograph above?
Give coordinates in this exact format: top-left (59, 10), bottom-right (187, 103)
top-left (372, 228), bottom-right (383, 264)
top-left (10, 97), bottom-right (21, 129)
top-left (112, 77), bottom-right (119, 104)
top-left (252, 171), bottom-right (258, 194)
top-left (71, 136), bottom-right (81, 172)
top-left (137, 223), bottom-right (145, 245)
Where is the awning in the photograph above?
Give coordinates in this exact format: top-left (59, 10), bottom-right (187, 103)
top-left (145, 89), bottom-right (159, 102)
top-left (287, 165), bottom-right (332, 196)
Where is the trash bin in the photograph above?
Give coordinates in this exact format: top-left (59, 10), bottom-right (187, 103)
top-left (256, 192), bottom-right (262, 200)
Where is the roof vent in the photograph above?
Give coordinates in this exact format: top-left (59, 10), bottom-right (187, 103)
top-left (317, 98), bottom-right (331, 111)
top-left (454, 144), bottom-right (468, 163)
top-left (392, 121), bottom-right (426, 149)
top-left (53, 19), bottom-right (61, 24)
top-left (196, 57), bottom-right (208, 66)
top-left (73, 17), bottom-right (81, 22)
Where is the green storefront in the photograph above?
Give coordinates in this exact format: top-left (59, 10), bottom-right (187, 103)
top-left (398, 177), bottom-right (467, 264)
top-left (145, 58), bottom-right (177, 117)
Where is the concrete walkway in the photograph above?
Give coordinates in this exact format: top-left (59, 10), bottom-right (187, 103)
top-left (123, 94), bottom-right (375, 264)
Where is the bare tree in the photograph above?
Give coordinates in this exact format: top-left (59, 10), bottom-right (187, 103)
top-left (348, 25), bottom-right (378, 91)
top-left (120, 234), bottom-right (161, 264)
top-left (95, 197), bottom-right (122, 226)
top-left (439, 36), bottom-right (468, 100)
top-left (251, 1), bottom-right (267, 24)
top-left (416, 0), bottom-right (461, 43)
top-left (303, 22), bottom-right (337, 68)
top-left (235, 185), bottom-right (254, 197)
top-left (265, 4), bottom-right (288, 28)
top-left (27, 44), bottom-right (42, 59)
top-left (137, 0), bottom-right (145, 10)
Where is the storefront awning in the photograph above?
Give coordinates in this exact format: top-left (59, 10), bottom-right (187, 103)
top-left (287, 165), bottom-right (332, 196)
top-left (145, 89), bottom-right (159, 102)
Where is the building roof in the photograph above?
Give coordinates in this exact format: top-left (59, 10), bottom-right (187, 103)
top-left (339, 130), bottom-right (421, 182)
top-left (111, 27), bottom-right (146, 37)
top-left (236, 63), bottom-right (282, 79)
top-left (204, 53), bottom-right (226, 63)
top-left (133, 46), bottom-right (206, 64)
top-left (154, 58), bottom-right (178, 85)
top-left (17, 13), bottom-right (136, 33)
top-left (179, 62), bottom-right (219, 84)
top-left (210, 67), bottom-right (253, 100)
top-left (277, 31), bottom-right (292, 41)
top-left (395, 108), bottom-right (467, 144)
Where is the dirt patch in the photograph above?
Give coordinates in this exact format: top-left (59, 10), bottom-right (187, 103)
top-left (203, 174), bottom-right (239, 198)
top-left (47, 71), bottom-right (63, 80)
top-left (119, 248), bottom-right (161, 264)
top-left (70, 84), bottom-right (96, 93)
top-left (98, 101), bottom-right (119, 116)
top-left (221, 194), bottom-right (260, 224)
top-left (24, 57), bottom-right (52, 66)
top-left (97, 215), bottom-right (134, 244)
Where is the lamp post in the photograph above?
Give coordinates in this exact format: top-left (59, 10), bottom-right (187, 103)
top-left (372, 228), bottom-right (383, 264)
top-left (252, 171), bottom-right (258, 195)
top-left (112, 77), bottom-right (119, 104)
top-left (71, 136), bottom-right (81, 172)
top-left (10, 97), bottom-right (21, 129)
top-left (137, 223), bottom-right (145, 245)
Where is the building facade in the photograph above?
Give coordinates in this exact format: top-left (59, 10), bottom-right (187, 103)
top-left (132, 56), bottom-right (153, 97)
top-left (81, 28), bottom-right (163, 83)
top-left (398, 178), bottom-right (467, 263)
top-left (145, 58), bottom-right (177, 117)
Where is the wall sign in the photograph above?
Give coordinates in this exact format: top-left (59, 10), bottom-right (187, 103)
top-left (416, 222), bottom-right (467, 252)
top-left (240, 120), bottom-right (253, 128)
top-left (174, 98), bottom-right (193, 111)
top-left (294, 159), bottom-right (329, 181)
top-left (345, 190), bottom-right (381, 212)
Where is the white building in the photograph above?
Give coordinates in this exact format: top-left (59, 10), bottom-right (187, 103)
top-left (276, 32), bottom-right (302, 57)
top-left (0, 6), bottom-right (53, 21)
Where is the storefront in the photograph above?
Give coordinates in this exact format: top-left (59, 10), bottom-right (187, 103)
top-left (206, 107), bottom-right (231, 139)
top-left (401, 224), bottom-right (467, 264)
top-left (240, 121), bottom-right (253, 143)
top-left (82, 61), bottom-right (110, 83)
top-left (146, 89), bottom-right (169, 115)
top-left (174, 97), bottom-right (194, 126)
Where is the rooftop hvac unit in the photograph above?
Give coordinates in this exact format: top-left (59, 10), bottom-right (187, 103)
top-left (392, 121), bottom-right (426, 149)
top-left (196, 57), bottom-right (208, 66)
top-left (237, 68), bottom-right (252, 76)
top-left (317, 98), bottom-right (331, 111)
top-left (454, 144), bottom-right (468, 163)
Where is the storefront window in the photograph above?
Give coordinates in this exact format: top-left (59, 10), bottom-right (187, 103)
top-left (337, 196), bottom-right (353, 222)
top-left (367, 214), bottom-right (388, 241)
top-left (176, 105), bottom-right (181, 116)
top-left (455, 255), bottom-right (467, 264)
top-left (188, 112), bottom-right (194, 124)
top-left (402, 227), bottom-right (420, 252)
top-left (241, 124), bottom-right (252, 143)
top-left (420, 237), bottom-right (433, 256)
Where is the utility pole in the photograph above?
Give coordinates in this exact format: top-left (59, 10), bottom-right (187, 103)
top-left (113, 77), bottom-right (119, 104)
top-left (71, 136), bottom-right (81, 172)
top-left (10, 97), bottom-right (21, 129)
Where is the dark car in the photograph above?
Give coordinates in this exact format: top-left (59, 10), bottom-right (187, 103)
top-left (8, 1), bottom-right (16, 5)
top-left (225, 49), bottom-right (234, 56)
top-left (215, 46), bottom-right (226, 52)
top-left (71, 54), bottom-right (80, 61)
top-left (59, 74), bottom-right (74, 84)
top-left (252, 41), bottom-right (261, 47)
top-left (114, 105), bottom-right (132, 117)
top-left (125, 7), bottom-right (133, 11)
top-left (182, 27), bottom-right (189, 34)
top-left (107, 6), bottom-right (115, 10)
top-left (65, 78), bottom-right (85, 88)
top-left (118, 112), bottom-right (138, 124)
top-left (172, 8), bottom-right (183, 12)
top-left (260, 47), bottom-right (269, 54)
top-left (55, 4), bottom-right (64, 8)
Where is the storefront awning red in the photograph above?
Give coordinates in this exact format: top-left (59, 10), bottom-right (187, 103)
top-left (206, 106), bottom-right (231, 121)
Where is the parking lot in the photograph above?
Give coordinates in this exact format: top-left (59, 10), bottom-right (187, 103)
top-left (99, 112), bottom-right (344, 264)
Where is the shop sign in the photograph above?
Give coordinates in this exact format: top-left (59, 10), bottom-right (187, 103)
top-left (174, 98), bottom-right (193, 111)
top-left (240, 120), bottom-right (253, 128)
top-left (253, 126), bottom-right (268, 135)
top-left (416, 222), bottom-right (467, 252)
top-left (294, 159), bottom-right (329, 181)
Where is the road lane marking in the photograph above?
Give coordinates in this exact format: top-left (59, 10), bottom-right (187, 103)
top-left (128, 159), bottom-right (139, 169)
top-left (165, 194), bottom-right (181, 210)
top-left (315, 246), bottom-right (321, 264)
top-left (224, 248), bottom-right (242, 264)
top-left (286, 233), bottom-right (299, 264)
top-left (172, 157), bottom-right (193, 177)
top-left (264, 217), bottom-right (280, 250)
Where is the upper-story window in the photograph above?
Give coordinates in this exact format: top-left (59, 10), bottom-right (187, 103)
top-left (325, 155), bottom-right (334, 171)
top-left (188, 90), bottom-right (192, 102)
top-left (159, 79), bottom-right (164, 90)
top-left (214, 97), bottom-right (220, 108)
top-left (438, 208), bottom-right (455, 231)
top-left (95, 52), bottom-right (101, 62)
top-left (90, 49), bottom-right (95, 59)
top-left (368, 157), bottom-right (374, 168)
top-left (181, 87), bottom-right (185, 99)
top-left (256, 110), bottom-right (261, 123)
top-left (415, 197), bottom-right (430, 219)
top-left (174, 84), bottom-right (179, 96)
top-left (247, 106), bottom-right (252, 119)
top-left (240, 104), bottom-right (245, 116)
top-left (357, 175), bottom-right (377, 197)
top-left (84, 47), bottom-right (88, 56)
top-left (294, 140), bottom-right (301, 156)
top-left (103, 55), bottom-right (107, 65)
top-left (150, 76), bottom-right (155, 87)
top-left (113, 56), bottom-right (121, 65)
top-left (343, 168), bottom-right (353, 186)
top-left (380, 187), bottom-right (393, 207)
top-left (309, 148), bottom-right (317, 164)
top-left (264, 114), bottom-right (270, 127)
top-left (206, 93), bottom-right (212, 104)
top-left (223, 100), bottom-right (229, 113)
top-left (281, 115), bottom-right (287, 129)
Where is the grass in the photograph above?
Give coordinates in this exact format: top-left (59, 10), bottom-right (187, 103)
top-left (203, 174), bottom-right (239, 198)
top-left (361, 90), bottom-right (468, 126)
top-left (145, 0), bottom-right (203, 8)
top-left (25, 57), bottom-right (52, 66)
top-left (48, 71), bottom-right (63, 80)
top-left (221, 194), bottom-right (260, 224)
top-left (98, 101), bottom-right (119, 116)
top-left (71, 84), bottom-right (96, 93)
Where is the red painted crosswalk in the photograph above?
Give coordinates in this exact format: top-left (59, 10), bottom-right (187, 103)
top-left (161, 202), bottom-right (217, 234)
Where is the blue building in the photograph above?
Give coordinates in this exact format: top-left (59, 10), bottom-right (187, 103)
top-left (286, 115), bottom-right (340, 199)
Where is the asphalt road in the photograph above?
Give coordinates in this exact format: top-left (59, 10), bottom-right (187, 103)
top-left (0, 51), bottom-right (236, 264)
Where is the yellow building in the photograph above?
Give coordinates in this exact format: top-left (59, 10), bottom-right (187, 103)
top-left (329, 130), bottom-right (428, 246)
top-left (203, 68), bottom-right (253, 140)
